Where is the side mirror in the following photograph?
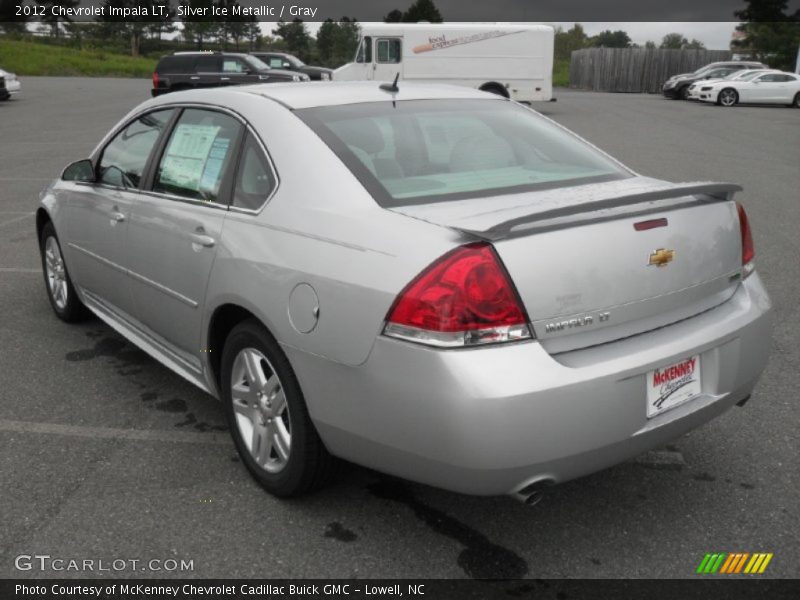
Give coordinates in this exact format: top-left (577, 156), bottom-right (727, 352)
top-left (62, 159), bottom-right (95, 182)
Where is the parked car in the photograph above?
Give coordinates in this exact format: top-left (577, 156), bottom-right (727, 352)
top-left (251, 52), bottom-right (332, 81)
top-left (0, 67), bottom-right (21, 100)
top-left (151, 51), bottom-right (309, 96)
top-left (686, 69), bottom-right (780, 100)
top-left (698, 71), bottom-right (800, 107)
top-left (662, 61), bottom-right (767, 99)
top-left (37, 82), bottom-right (772, 501)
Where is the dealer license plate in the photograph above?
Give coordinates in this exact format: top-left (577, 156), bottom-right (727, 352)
top-left (646, 355), bottom-right (701, 418)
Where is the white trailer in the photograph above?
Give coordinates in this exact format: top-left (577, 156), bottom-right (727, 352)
top-left (334, 23), bottom-right (555, 102)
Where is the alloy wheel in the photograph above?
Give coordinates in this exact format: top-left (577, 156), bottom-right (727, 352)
top-left (230, 347), bottom-right (291, 473)
top-left (719, 89), bottom-right (737, 107)
top-left (44, 236), bottom-right (68, 310)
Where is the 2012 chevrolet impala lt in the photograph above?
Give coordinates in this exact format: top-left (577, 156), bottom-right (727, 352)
top-left (37, 82), bottom-right (772, 502)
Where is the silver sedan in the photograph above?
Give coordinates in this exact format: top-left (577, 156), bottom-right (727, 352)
top-left (37, 82), bottom-right (772, 502)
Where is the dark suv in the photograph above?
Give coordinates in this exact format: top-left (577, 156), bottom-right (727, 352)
top-left (250, 52), bottom-right (333, 81)
top-left (152, 52), bottom-right (309, 97)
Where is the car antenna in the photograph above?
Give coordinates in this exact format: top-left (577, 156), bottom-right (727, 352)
top-left (380, 72), bottom-right (400, 93)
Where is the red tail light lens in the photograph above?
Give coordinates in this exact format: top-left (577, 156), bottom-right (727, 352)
top-left (153, 71), bottom-right (159, 88)
top-left (736, 202), bottom-right (755, 276)
top-left (384, 243), bottom-right (532, 347)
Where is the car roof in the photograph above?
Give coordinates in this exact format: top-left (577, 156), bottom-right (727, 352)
top-left (149, 81), bottom-right (499, 110)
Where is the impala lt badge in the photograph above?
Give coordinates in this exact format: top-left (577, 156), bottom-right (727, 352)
top-left (649, 248), bottom-right (675, 267)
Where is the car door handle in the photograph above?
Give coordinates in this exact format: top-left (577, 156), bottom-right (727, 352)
top-left (111, 212), bottom-right (125, 222)
top-left (220, 77), bottom-right (230, 81)
top-left (190, 233), bottom-right (215, 248)
top-left (190, 76), bottom-right (200, 80)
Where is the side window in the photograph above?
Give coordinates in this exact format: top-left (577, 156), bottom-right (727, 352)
top-left (233, 133), bottom-right (276, 210)
top-left (222, 58), bottom-right (247, 73)
top-left (757, 74), bottom-right (777, 82)
top-left (376, 38), bottom-right (401, 64)
top-left (268, 57), bottom-right (284, 68)
top-left (98, 109), bottom-right (175, 189)
top-left (195, 55), bottom-right (220, 72)
top-left (356, 36), bottom-right (372, 63)
top-left (154, 109), bottom-right (242, 204)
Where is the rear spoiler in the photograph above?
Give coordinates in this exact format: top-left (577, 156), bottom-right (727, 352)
top-left (459, 183), bottom-right (742, 241)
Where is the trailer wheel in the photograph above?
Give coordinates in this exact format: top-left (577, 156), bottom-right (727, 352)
top-left (479, 83), bottom-right (509, 98)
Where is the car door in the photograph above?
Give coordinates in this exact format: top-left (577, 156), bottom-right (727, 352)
top-left (193, 55), bottom-right (222, 88)
top-left (373, 37), bottom-right (403, 81)
top-left (219, 56), bottom-right (254, 87)
top-left (63, 109), bottom-right (176, 318)
top-left (125, 108), bottom-right (244, 367)
top-left (746, 73), bottom-right (782, 102)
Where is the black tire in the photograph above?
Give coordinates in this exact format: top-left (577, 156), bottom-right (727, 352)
top-left (479, 83), bottom-right (509, 98)
top-left (793, 93), bottom-right (800, 108)
top-left (679, 85), bottom-right (690, 100)
top-left (221, 319), bottom-right (337, 496)
top-left (717, 88), bottom-right (739, 107)
top-left (39, 221), bottom-right (90, 322)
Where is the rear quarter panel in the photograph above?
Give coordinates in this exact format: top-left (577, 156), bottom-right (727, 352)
top-left (203, 93), bottom-right (463, 366)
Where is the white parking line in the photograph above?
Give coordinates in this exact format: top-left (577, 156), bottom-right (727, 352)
top-left (0, 213), bottom-right (34, 229)
top-left (0, 267), bottom-right (41, 273)
top-left (0, 418), bottom-right (232, 446)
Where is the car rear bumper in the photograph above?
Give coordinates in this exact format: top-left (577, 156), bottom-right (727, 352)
top-left (286, 273), bottom-right (772, 496)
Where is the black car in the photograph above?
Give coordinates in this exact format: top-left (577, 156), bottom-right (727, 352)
top-left (251, 52), bottom-right (333, 81)
top-left (662, 61), bottom-right (767, 99)
top-left (151, 52), bottom-right (309, 97)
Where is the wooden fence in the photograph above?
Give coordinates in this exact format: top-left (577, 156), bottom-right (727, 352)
top-left (569, 48), bottom-right (733, 93)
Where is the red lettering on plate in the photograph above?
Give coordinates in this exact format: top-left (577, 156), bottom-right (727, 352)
top-left (653, 358), bottom-right (697, 386)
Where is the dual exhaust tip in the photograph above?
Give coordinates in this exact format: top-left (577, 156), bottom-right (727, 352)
top-left (510, 478), bottom-right (555, 506)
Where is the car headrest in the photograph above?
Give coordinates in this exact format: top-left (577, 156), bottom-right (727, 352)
top-left (334, 118), bottom-right (385, 156)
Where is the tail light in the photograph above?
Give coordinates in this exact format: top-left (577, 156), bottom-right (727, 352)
top-left (383, 242), bottom-right (532, 347)
top-left (736, 202), bottom-right (755, 277)
top-left (152, 71), bottom-right (160, 89)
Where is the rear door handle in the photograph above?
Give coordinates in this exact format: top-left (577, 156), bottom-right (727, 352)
top-left (190, 233), bottom-right (215, 248)
top-left (190, 76), bottom-right (200, 80)
top-left (220, 77), bottom-right (230, 81)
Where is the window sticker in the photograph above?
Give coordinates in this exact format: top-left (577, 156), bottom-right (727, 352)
top-left (159, 124), bottom-right (221, 193)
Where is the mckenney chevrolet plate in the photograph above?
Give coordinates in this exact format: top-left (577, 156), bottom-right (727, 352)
top-left (36, 82), bottom-right (772, 502)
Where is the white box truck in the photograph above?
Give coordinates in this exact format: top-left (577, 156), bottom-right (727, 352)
top-left (334, 23), bottom-right (555, 102)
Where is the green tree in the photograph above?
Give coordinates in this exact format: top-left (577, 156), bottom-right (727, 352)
top-left (685, 39), bottom-right (706, 49)
top-left (146, 0), bottom-right (176, 42)
top-left (644, 40), bottom-right (657, 49)
top-left (660, 33), bottom-right (688, 49)
top-left (35, 0), bottom-right (80, 38)
top-left (384, 9), bottom-right (403, 22)
top-left (95, 0), bottom-right (157, 56)
top-left (554, 24), bottom-right (588, 60)
top-left (591, 29), bottom-right (631, 48)
top-left (181, 0), bottom-right (219, 50)
top-left (733, 0), bottom-right (800, 69)
top-left (275, 19), bottom-right (313, 62)
top-left (316, 18), bottom-right (360, 67)
top-left (402, 0), bottom-right (443, 22)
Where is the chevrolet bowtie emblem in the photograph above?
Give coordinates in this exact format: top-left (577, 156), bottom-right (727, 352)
top-left (649, 248), bottom-right (675, 267)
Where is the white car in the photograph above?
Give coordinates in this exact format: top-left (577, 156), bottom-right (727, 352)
top-left (697, 71), bottom-right (800, 107)
top-left (0, 68), bottom-right (21, 100)
top-left (686, 69), bottom-right (779, 100)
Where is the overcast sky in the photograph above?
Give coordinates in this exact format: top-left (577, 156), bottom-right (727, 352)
top-left (262, 22), bottom-right (740, 51)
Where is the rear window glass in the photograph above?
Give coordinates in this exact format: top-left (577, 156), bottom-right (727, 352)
top-left (157, 56), bottom-right (195, 73)
top-left (297, 99), bottom-right (630, 207)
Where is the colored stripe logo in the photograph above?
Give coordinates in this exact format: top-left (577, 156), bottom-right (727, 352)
top-left (696, 553), bottom-right (773, 574)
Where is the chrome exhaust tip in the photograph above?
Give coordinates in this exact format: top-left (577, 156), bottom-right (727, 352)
top-left (510, 479), bottom-right (554, 506)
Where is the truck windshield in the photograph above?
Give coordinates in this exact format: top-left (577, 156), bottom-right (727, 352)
top-left (297, 99), bottom-right (631, 207)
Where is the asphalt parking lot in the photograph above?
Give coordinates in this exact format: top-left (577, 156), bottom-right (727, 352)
top-left (1, 77), bottom-right (798, 581)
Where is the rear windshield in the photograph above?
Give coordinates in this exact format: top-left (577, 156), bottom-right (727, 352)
top-left (297, 99), bottom-right (630, 207)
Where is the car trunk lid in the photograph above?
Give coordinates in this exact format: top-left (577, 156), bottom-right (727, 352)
top-left (391, 177), bottom-right (744, 353)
